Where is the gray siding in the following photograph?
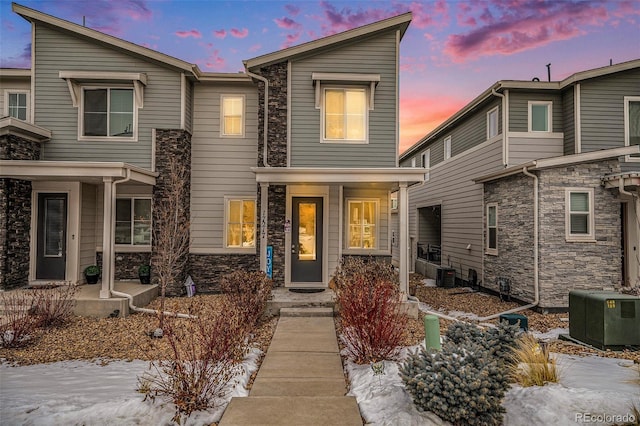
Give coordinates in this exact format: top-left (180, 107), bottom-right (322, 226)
top-left (509, 91), bottom-right (563, 133)
top-left (328, 186), bottom-right (341, 276)
top-left (562, 87), bottom-right (575, 155)
top-left (290, 31), bottom-right (398, 167)
top-left (34, 24), bottom-right (183, 169)
top-left (0, 76), bottom-right (30, 120)
top-left (190, 82), bottom-right (259, 250)
top-left (80, 183), bottom-right (97, 273)
top-left (508, 135), bottom-right (564, 165)
top-left (185, 79), bottom-right (194, 134)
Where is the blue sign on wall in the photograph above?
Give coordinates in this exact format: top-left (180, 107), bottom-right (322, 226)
top-left (266, 245), bottom-right (273, 279)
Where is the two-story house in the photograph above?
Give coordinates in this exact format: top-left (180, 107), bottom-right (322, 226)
top-left (0, 4), bottom-right (424, 309)
top-left (399, 60), bottom-right (640, 310)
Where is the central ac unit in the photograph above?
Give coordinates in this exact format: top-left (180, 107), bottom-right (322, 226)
top-left (436, 267), bottom-right (455, 288)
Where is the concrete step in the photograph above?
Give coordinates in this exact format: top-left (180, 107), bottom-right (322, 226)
top-left (280, 307), bottom-right (334, 317)
top-left (249, 377), bottom-right (348, 397)
top-left (219, 396), bottom-right (362, 425)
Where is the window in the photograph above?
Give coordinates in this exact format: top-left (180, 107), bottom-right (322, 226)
top-left (348, 200), bottom-right (378, 249)
top-left (486, 203), bottom-right (498, 255)
top-left (565, 189), bottom-right (595, 241)
top-left (82, 87), bottom-right (134, 139)
top-left (115, 198), bottom-right (151, 246)
top-left (529, 101), bottom-right (552, 132)
top-left (221, 95), bottom-right (245, 137)
top-left (625, 96), bottom-right (640, 160)
top-left (226, 198), bottom-right (256, 248)
top-left (421, 148), bottom-right (431, 181)
top-left (444, 136), bottom-right (451, 160)
top-left (6, 91), bottom-right (28, 120)
top-left (411, 157), bottom-right (416, 167)
top-left (323, 88), bottom-right (367, 142)
top-left (487, 107), bottom-right (499, 139)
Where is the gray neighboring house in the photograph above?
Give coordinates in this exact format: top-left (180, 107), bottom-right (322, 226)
top-left (397, 60), bottom-right (640, 310)
top-left (0, 4), bottom-right (424, 303)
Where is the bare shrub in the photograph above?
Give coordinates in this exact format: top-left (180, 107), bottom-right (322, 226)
top-left (508, 333), bottom-right (559, 387)
top-left (139, 297), bottom-right (249, 422)
top-left (0, 291), bottom-right (38, 348)
top-left (334, 258), bottom-right (407, 364)
top-left (31, 284), bottom-right (78, 328)
top-left (220, 270), bottom-right (273, 327)
top-left (333, 256), bottom-right (397, 289)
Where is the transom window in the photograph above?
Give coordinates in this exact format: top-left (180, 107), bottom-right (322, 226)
top-left (347, 200), bottom-right (378, 249)
top-left (221, 95), bottom-right (245, 137)
top-left (115, 198), bottom-right (151, 246)
top-left (82, 87), bottom-right (134, 138)
top-left (529, 101), bottom-right (552, 132)
top-left (625, 96), bottom-right (640, 160)
top-left (487, 107), bottom-right (499, 139)
top-left (486, 203), bottom-right (498, 255)
top-left (565, 189), bottom-right (595, 241)
top-left (226, 198), bottom-right (256, 248)
top-left (7, 92), bottom-right (28, 120)
top-left (324, 88), bottom-right (367, 142)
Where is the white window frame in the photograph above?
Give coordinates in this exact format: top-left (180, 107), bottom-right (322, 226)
top-left (4, 90), bottom-right (30, 121)
top-left (220, 94), bottom-right (245, 138)
top-left (528, 101), bottom-right (553, 133)
top-left (321, 86), bottom-right (369, 144)
top-left (224, 196), bottom-right (257, 249)
top-left (444, 136), bottom-right (452, 160)
top-left (79, 85), bottom-right (138, 142)
top-left (565, 188), bottom-right (595, 242)
top-left (421, 148), bottom-right (431, 181)
top-left (624, 96), bottom-right (640, 162)
top-left (346, 199), bottom-right (379, 250)
top-left (487, 106), bottom-right (499, 139)
top-left (486, 203), bottom-right (498, 255)
top-left (411, 157), bottom-right (416, 167)
top-left (114, 197), bottom-right (152, 248)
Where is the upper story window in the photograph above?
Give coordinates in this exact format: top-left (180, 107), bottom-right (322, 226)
top-left (486, 203), bottom-right (498, 255)
top-left (323, 88), bottom-right (367, 142)
top-left (115, 197), bottom-right (151, 246)
top-left (225, 197), bottom-right (256, 248)
top-left (444, 136), bottom-right (452, 160)
top-left (422, 148), bottom-right (431, 181)
top-left (529, 101), bottom-right (552, 132)
top-left (347, 200), bottom-right (378, 249)
top-left (82, 87), bottom-right (135, 139)
top-left (625, 96), bottom-right (640, 160)
top-left (221, 95), bottom-right (245, 137)
top-left (487, 106), bottom-right (499, 139)
top-left (565, 188), bottom-right (595, 242)
top-left (5, 91), bottom-right (29, 121)
top-left (411, 157), bottom-right (417, 167)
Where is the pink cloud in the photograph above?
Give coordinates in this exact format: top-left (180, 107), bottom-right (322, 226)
top-left (230, 28), bottom-right (249, 38)
top-left (317, 1), bottom-right (395, 35)
top-left (274, 16), bottom-right (302, 30)
top-left (444, 1), bottom-right (609, 62)
top-left (213, 29), bottom-right (227, 39)
top-left (281, 32), bottom-right (302, 49)
top-left (249, 44), bottom-right (262, 53)
top-left (400, 55), bottom-right (428, 73)
top-left (175, 29), bottom-right (202, 39)
top-left (0, 43), bottom-right (31, 68)
top-left (202, 49), bottom-right (226, 71)
top-left (285, 4), bottom-right (301, 16)
top-left (55, 0), bottom-right (152, 36)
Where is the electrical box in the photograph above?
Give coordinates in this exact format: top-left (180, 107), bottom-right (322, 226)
top-left (436, 267), bottom-right (455, 288)
top-left (569, 290), bottom-right (640, 350)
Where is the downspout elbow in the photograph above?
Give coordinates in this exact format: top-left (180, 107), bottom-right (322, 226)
top-left (245, 70), bottom-right (270, 167)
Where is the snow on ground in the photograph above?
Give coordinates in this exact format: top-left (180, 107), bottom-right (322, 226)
top-left (0, 348), bottom-right (262, 426)
top-left (532, 327), bottom-right (569, 342)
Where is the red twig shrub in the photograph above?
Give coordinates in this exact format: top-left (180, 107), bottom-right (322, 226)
top-left (334, 257), bottom-right (407, 364)
top-left (0, 291), bottom-right (39, 348)
top-left (31, 284), bottom-right (78, 328)
top-left (220, 271), bottom-right (273, 327)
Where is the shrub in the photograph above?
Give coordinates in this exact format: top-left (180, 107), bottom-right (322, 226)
top-left (334, 258), bottom-right (407, 364)
top-left (84, 265), bottom-right (100, 276)
top-left (333, 256), bottom-right (397, 289)
top-left (31, 284), bottom-right (78, 328)
top-left (0, 291), bottom-right (38, 348)
top-left (220, 270), bottom-right (273, 327)
top-left (445, 321), bottom-right (519, 364)
top-left (508, 333), bottom-right (559, 387)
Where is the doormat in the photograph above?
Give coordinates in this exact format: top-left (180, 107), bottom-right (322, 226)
top-left (288, 288), bottom-right (325, 294)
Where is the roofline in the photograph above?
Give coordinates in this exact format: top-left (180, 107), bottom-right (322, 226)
top-left (12, 2), bottom-right (202, 78)
top-left (244, 12), bottom-right (412, 70)
top-left (0, 68), bottom-right (31, 77)
top-left (197, 72), bottom-right (253, 83)
top-left (559, 58), bottom-right (640, 88)
top-left (473, 146), bottom-right (640, 183)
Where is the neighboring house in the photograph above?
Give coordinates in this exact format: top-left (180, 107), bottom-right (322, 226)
top-left (0, 4), bottom-right (424, 301)
top-left (397, 60), bottom-right (640, 310)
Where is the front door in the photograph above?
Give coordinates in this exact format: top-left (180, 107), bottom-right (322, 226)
top-left (291, 197), bottom-right (323, 283)
top-left (36, 193), bottom-right (67, 280)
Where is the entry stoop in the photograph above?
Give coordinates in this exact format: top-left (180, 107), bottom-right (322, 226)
top-left (266, 288), bottom-right (335, 316)
top-left (280, 307), bottom-right (334, 317)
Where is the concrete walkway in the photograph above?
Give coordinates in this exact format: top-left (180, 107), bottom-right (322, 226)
top-left (219, 312), bottom-right (363, 425)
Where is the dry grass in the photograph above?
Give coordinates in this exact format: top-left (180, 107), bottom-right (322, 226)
top-left (509, 333), bottom-right (559, 387)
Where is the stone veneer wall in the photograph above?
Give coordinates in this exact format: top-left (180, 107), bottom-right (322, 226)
top-left (188, 254), bottom-right (259, 293)
top-left (0, 134), bottom-right (42, 290)
top-left (97, 252), bottom-right (151, 281)
top-left (152, 129), bottom-right (192, 296)
top-left (484, 160), bottom-right (622, 309)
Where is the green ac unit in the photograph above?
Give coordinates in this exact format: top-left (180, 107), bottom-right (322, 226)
top-left (569, 290), bottom-right (640, 350)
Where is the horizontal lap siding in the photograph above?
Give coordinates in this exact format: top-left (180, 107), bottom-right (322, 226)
top-left (190, 83), bottom-right (259, 250)
top-left (328, 186), bottom-right (340, 276)
top-left (80, 183), bottom-right (97, 272)
top-left (290, 31), bottom-right (397, 167)
top-left (509, 91), bottom-right (563, 133)
top-left (509, 136), bottom-right (564, 165)
top-left (562, 87), bottom-right (575, 155)
top-left (34, 24), bottom-right (182, 169)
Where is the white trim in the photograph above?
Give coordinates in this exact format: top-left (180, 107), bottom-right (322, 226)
top-left (31, 25), bottom-right (35, 123)
top-left (528, 100), bottom-right (553, 133)
top-left (575, 83), bottom-right (581, 154)
top-left (151, 129), bottom-right (157, 172)
top-left (287, 61), bottom-right (292, 167)
top-left (338, 185), bottom-right (344, 260)
top-left (4, 89), bottom-right (30, 122)
top-left (190, 247), bottom-right (257, 255)
top-left (252, 167), bottom-right (426, 185)
top-left (565, 188), bottom-right (596, 242)
top-left (624, 96), bottom-right (640, 162)
top-left (0, 117), bottom-right (51, 141)
top-left (421, 148), bottom-right (431, 181)
top-left (508, 131), bottom-right (564, 139)
top-left (77, 85), bottom-right (139, 142)
top-left (443, 135), bottom-right (451, 160)
top-left (410, 157), bottom-right (416, 168)
top-left (220, 94), bottom-right (246, 138)
top-left (503, 90), bottom-right (509, 166)
top-left (223, 196), bottom-right (257, 249)
top-left (395, 29), bottom-right (400, 166)
top-left (487, 106), bottom-right (499, 140)
top-left (345, 198), bottom-right (380, 250)
top-left (180, 73), bottom-right (186, 130)
top-left (114, 196), bottom-right (152, 247)
top-left (320, 86), bottom-right (369, 144)
top-left (485, 203), bottom-right (498, 255)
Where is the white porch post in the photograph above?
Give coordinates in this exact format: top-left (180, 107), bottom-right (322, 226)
top-left (398, 182), bottom-right (409, 300)
top-left (260, 183), bottom-right (269, 272)
top-left (100, 177), bottom-right (113, 299)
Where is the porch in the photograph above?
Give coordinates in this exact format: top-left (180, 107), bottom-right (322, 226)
top-left (73, 281), bottom-right (158, 318)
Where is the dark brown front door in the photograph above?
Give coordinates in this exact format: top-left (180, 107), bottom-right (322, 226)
top-left (36, 193), bottom-right (67, 280)
top-left (291, 197), bottom-right (323, 283)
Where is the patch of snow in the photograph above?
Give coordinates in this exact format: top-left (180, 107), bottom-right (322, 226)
top-left (532, 327), bottom-right (569, 342)
top-left (421, 279), bottom-right (437, 287)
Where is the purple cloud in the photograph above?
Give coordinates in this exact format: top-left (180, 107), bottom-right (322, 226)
top-left (0, 43), bottom-right (31, 68)
top-left (284, 4), bottom-right (301, 16)
top-left (175, 29), bottom-right (202, 39)
top-left (274, 16), bottom-right (302, 30)
top-left (213, 29), bottom-right (227, 39)
top-left (54, 0), bottom-right (152, 37)
top-left (230, 28), bottom-right (249, 38)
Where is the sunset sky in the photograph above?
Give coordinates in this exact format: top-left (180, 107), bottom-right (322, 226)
top-left (1, 0), bottom-right (639, 152)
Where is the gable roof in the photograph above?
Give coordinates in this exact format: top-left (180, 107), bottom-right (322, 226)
top-left (244, 12), bottom-right (412, 70)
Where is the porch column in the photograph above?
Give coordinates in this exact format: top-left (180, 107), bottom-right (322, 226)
top-left (398, 182), bottom-right (409, 300)
top-left (260, 182), bottom-right (269, 272)
top-left (100, 177), bottom-right (113, 299)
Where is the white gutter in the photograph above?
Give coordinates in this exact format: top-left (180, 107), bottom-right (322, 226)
top-left (491, 88), bottom-right (507, 166)
top-left (477, 166), bottom-right (539, 321)
top-left (245, 70), bottom-right (270, 167)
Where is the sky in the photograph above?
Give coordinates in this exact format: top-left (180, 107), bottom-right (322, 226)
top-left (1, 0), bottom-right (639, 153)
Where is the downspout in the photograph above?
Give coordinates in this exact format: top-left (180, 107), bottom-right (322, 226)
top-left (245, 70), bottom-right (270, 167)
top-left (491, 88), bottom-right (507, 167)
top-left (477, 166), bottom-right (539, 321)
top-left (109, 168), bottom-right (193, 319)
